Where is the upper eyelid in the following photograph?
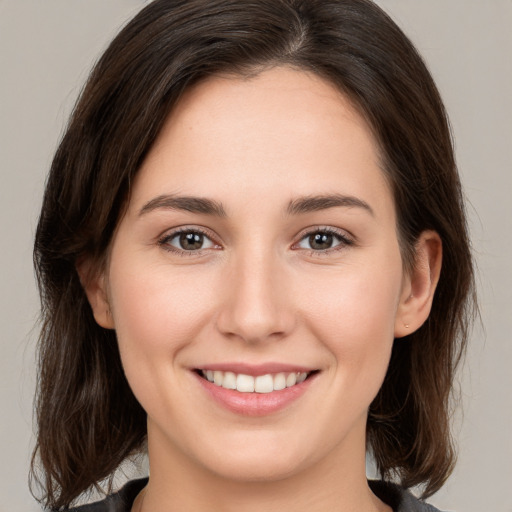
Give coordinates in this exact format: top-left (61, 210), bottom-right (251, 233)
top-left (158, 225), bottom-right (218, 242)
top-left (294, 225), bottom-right (354, 242)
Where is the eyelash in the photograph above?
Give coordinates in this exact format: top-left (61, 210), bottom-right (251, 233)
top-left (293, 227), bottom-right (355, 257)
top-left (157, 226), bottom-right (354, 257)
top-left (158, 226), bottom-right (218, 256)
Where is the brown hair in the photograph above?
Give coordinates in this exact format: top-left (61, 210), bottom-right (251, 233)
top-left (32, 0), bottom-right (475, 508)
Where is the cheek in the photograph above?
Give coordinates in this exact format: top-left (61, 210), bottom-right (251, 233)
top-left (299, 260), bottom-right (402, 389)
top-left (301, 260), bottom-right (401, 334)
top-left (110, 262), bottom-right (212, 338)
top-left (107, 262), bottom-right (219, 390)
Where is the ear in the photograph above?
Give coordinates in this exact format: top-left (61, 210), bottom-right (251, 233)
top-left (394, 230), bottom-right (442, 338)
top-left (76, 259), bottom-right (115, 329)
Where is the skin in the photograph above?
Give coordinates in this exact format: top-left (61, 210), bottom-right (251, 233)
top-left (84, 66), bottom-right (441, 512)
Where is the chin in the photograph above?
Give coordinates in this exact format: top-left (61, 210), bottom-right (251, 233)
top-left (188, 425), bottom-right (330, 484)
top-left (204, 450), bottom-right (307, 483)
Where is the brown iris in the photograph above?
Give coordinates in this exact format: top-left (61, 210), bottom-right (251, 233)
top-left (179, 232), bottom-right (204, 250)
top-left (309, 232), bottom-right (334, 250)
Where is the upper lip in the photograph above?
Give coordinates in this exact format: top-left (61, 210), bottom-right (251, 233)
top-left (194, 362), bottom-right (317, 376)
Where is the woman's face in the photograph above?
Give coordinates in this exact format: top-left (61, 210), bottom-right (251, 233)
top-left (91, 67), bottom-right (415, 482)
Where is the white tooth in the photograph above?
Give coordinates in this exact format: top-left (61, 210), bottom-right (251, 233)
top-left (255, 374), bottom-right (274, 393)
top-left (286, 372), bottom-right (297, 387)
top-left (206, 370), bottom-right (214, 382)
top-left (222, 371), bottom-right (237, 390)
top-left (273, 373), bottom-right (286, 391)
top-left (297, 372), bottom-right (307, 383)
top-left (236, 374), bottom-right (255, 392)
top-left (213, 371), bottom-right (223, 386)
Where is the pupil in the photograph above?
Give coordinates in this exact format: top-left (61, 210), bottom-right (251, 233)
top-left (310, 232), bottom-right (333, 250)
top-left (180, 232), bottom-right (203, 250)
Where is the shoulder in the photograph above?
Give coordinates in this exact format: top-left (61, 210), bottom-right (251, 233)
top-left (69, 478), bottom-right (148, 512)
top-left (369, 480), bottom-right (448, 512)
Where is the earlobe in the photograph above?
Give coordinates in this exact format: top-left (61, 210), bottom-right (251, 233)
top-left (394, 230), bottom-right (442, 338)
top-left (76, 260), bottom-right (115, 329)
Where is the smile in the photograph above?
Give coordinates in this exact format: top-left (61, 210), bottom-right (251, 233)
top-left (200, 370), bottom-right (309, 393)
top-left (194, 364), bottom-right (319, 416)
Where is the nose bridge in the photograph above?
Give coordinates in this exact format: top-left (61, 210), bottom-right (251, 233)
top-left (216, 243), bottom-right (294, 343)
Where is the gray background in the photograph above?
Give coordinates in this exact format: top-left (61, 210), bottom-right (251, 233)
top-left (1, 1), bottom-right (511, 510)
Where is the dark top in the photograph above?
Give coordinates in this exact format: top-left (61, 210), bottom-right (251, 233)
top-left (69, 478), bottom-right (446, 512)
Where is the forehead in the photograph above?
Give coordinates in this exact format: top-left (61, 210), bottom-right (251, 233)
top-left (129, 66), bottom-right (392, 219)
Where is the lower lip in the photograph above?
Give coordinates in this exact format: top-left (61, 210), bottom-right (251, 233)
top-left (194, 372), bottom-right (316, 416)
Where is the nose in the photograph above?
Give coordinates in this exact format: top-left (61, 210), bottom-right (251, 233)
top-left (215, 248), bottom-right (296, 344)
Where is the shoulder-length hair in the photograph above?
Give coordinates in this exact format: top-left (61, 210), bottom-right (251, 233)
top-left (32, 0), bottom-right (475, 508)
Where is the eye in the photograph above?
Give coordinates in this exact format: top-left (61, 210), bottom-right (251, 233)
top-left (159, 228), bottom-right (218, 253)
top-left (295, 228), bottom-right (353, 252)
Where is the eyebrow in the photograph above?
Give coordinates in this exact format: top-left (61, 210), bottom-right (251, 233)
top-left (139, 193), bottom-right (373, 218)
top-left (139, 195), bottom-right (227, 217)
top-left (286, 194), bottom-right (374, 217)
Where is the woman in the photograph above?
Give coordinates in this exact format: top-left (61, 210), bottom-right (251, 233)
top-left (31, 0), bottom-right (475, 511)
